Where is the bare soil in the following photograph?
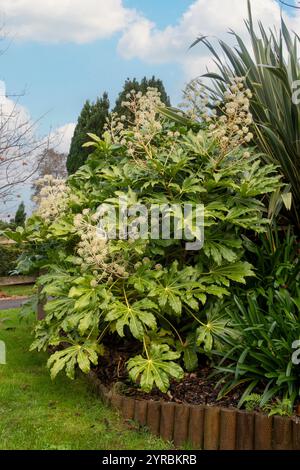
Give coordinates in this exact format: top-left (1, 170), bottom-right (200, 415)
top-left (94, 340), bottom-right (246, 409)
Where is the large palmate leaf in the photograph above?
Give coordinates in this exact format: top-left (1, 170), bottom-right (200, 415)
top-left (68, 277), bottom-right (112, 312)
top-left (148, 262), bottom-right (202, 315)
top-left (105, 298), bottom-right (157, 339)
top-left (238, 160), bottom-right (282, 198)
top-left (44, 297), bottom-right (75, 322)
top-left (49, 217), bottom-right (76, 238)
top-left (127, 344), bottom-right (184, 392)
top-left (203, 234), bottom-right (242, 266)
top-left (195, 312), bottom-right (233, 353)
top-left (203, 262), bottom-right (255, 286)
top-left (38, 269), bottom-right (75, 297)
top-left (47, 341), bottom-right (104, 380)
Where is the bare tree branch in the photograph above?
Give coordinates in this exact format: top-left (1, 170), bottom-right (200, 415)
top-left (0, 92), bottom-right (52, 202)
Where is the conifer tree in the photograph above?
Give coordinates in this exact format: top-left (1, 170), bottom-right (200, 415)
top-left (113, 76), bottom-right (170, 121)
top-left (14, 201), bottom-right (26, 226)
top-left (67, 93), bottom-right (110, 174)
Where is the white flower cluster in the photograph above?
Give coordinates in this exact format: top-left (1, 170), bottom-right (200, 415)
top-left (34, 175), bottom-right (70, 221)
top-left (209, 77), bottom-right (253, 151)
top-left (167, 130), bottom-right (181, 139)
top-left (74, 209), bottom-right (127, 280)
top-left (181, 77), bottom-right (254, 154)
top-left (104, 87), bottom-right (165, 159)
top-left (180, 79), bottom-right (215, 122)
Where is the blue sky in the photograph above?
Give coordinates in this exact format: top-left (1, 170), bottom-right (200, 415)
top-left (0, 0), bottom-right (298, 218)
top-left (0, 0), bottom-right (293, 135)
top-left (0, 41), bottom-right (182, 134)
top-left (0, 0), bottom-right (192, 136)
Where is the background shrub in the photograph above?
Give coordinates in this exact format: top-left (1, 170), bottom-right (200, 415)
top-left (0, 244), bottom-right (22, 276)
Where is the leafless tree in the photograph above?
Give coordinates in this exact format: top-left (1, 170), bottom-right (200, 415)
top-left (31, 148), bottom-right (68, 198)
top-left (0, 93), bottom-right (50, 203)
top-left (35, 148), bottom-right (67, 179)
top-left (0, 25), bottom-right (51, 205)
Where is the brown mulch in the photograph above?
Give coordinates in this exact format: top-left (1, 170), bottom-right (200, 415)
top-left (95, 336), bottom-right (141, 386)
top-left (94, 340), bottom-right (248, 409)
top-left (123, 368), bottom-right (245, 408)
top-left (92, 342), bottom-right (300, 418)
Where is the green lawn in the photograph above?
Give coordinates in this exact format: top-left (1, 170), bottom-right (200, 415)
top-left (0, 284), bottom-right (34, 297)
top-left (0, 309), bottom-right (171, 450)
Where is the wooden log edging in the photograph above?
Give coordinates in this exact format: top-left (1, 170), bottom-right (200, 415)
top-left (0, 275), bottom-right (36, 286)
top-left (87, 371), bottom-right (300, 450)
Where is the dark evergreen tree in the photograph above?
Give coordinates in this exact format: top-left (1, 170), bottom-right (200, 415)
top-left (67, 92), bottom-right (110, 174)
top-left (67, 77), bottom-right (169, 175)
top-left (113, 76), bottom-right (171, 121)
top-left (14, 201), bottom-right (26, 226)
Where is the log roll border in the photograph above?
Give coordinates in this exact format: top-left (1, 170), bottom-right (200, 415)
top-left (0, 275), bottom-right (37, 286)
top-left (87, 372), bottom-right (300, 450)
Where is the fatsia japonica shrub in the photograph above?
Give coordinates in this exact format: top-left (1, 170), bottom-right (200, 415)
top-left (6, 87), bottom-right (281, 393)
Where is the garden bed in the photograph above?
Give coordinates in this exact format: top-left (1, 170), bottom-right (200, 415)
top-left (92, 343), bottom-right (300, 413)
top-left (94, 352), bottom-right (245, 408)
top-left (124, 371), bottom-right (253, 408)
top-left (88, 371), bottom-right (300, 450)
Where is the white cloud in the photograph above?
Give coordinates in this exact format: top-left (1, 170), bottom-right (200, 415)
top-left (0, 0), bottom-right (139, 43)
top-left (1, 0), bottom-right (295, 81)
top-left (0, 80), bottom-right (30, 125)
top-left (118, 0), bottom-right (295, 78)
top-left (50, 122), bottom-right (76, 154)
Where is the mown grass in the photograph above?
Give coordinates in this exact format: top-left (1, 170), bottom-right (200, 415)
top-left (0, 284), bottom-right (34, 297)
top-left (0, 309), bottom-right (171, 450)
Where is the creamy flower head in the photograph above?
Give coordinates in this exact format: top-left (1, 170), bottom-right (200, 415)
top-left (74, 209), bottom-right (127, 279)
top-left (181, 76), bottom-right (254, 153)
top-left (34, 175), bottom-right (70, 222)
top-left (104, 87), bottom-right (165, 157)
